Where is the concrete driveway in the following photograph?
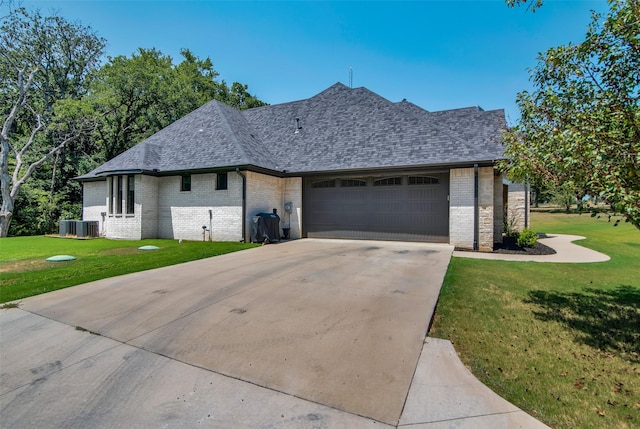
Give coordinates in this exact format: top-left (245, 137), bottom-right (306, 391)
top-left (1, 239), bottom-right (452, 428)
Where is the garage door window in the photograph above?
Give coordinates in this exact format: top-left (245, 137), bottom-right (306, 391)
top-left (312, 179), bottom-right (336, 188)
top-left (341, 179), bottom-right (367, 187)
top-left (373, 177), bottom-right (402, 186)
top-left (408, 176), bottom-right (439, 185)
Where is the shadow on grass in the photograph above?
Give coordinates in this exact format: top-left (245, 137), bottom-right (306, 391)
top-left (525, 285), bottom-right (640, 362)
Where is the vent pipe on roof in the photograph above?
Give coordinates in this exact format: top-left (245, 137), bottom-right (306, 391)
top-left (294, 117), bottom-right (302, 134)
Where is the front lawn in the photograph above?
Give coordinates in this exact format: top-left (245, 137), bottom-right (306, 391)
top-left (0, 237), bottom-right (258, 303)
top-left (430, 212), bottom-right (640, 429)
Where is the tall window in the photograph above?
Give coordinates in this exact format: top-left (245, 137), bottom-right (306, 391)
top-left (126, 175), bottom-right (135, 214)
top-left (108, 177), bottom-right (114, 214)
top-left (116, 176), bottom-right (123, 214)
top-left (216, 172), bottom-right (228, 190)
top-left (181, 175), bottom-right (191, 192)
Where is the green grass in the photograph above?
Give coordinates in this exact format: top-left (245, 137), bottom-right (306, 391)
top-left (0, 237), bottom-right (258, 303)
top-left (430, 212), bottom-right (640, 429)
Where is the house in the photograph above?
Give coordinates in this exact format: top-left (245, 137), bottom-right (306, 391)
top-left (78, 83), bottom-right (527, 251)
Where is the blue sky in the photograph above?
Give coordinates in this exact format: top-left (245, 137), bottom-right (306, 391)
top-left (20, 0), bottom-right (607, 123)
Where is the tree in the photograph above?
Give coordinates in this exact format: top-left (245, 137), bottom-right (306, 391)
top-left (501, 0), bottom-right (640, 230)
top-left (90, 48), bottom-right (266, 162)
top-left (0, 8), bottom-right (105, 237)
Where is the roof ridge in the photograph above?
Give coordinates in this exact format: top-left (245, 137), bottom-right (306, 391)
top-left (431, 106), bottom-right (483, 114)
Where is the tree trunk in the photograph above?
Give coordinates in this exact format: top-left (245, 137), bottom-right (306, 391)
top-left (0, 195), bottom-right (14, 238)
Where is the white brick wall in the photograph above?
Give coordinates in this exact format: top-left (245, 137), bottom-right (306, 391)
top-left (157, 172), bottom-right (243, 241)
top-left (245, 171), bottom-right (284, 241)
top-left (140, 175), bottom-right (159, 239)
top-left (284, 177), bottom-right (302, 239)
top-left (242, 172), bottom-right (304, 241)
top-left (107, 176), bottom-right (141, 239)
top-left (82, 172), bottom-right (244, 241)
top-left (82, 181), bottom-right (107, 236)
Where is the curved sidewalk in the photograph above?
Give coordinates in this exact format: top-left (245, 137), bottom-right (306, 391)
top-left (400, 338), bottom-right (550, 428)
top-left (453, 234), bottom-right (610, 263)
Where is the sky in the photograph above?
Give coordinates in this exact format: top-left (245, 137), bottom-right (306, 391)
top-left (17, 0), bottom-right (608, 123)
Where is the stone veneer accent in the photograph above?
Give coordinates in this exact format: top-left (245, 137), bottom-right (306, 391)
top-left (493, 173), bottom-right (505, 244)
top-left (449, 166), bottom-right (496, 251)
top-left (507, 184), bottom-right (529, 232)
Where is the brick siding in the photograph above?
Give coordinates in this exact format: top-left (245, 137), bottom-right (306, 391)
top-left (243, 172), bottom-right (304, 242)
top-left (449, 167), bottom-right (497, 250)
top-left (157, 173), bottom-right (243, 241)
top-left (82, 181), bottom-right (107, 235)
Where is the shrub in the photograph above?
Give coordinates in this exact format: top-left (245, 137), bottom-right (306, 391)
top-left (503, 211), bottom-right (520, 238)
top-left (516, 228), bottom-right (538, 248)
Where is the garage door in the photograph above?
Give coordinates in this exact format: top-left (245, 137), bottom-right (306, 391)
top-left (303, 173), bottom-right (449, 242)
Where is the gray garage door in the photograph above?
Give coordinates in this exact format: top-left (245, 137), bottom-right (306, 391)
top-left (303, 173), bottom-right (449, 242)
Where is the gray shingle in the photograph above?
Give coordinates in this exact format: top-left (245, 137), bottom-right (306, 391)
top-left (80, 82), bottom-right (506, 179)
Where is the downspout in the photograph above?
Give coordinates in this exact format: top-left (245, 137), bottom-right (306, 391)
top-left (473, 163), bottom-right (479, 252)
top-left (236, 168), bottom-right (247, 242)
top-left (524, 182), bottom-right (529, 228)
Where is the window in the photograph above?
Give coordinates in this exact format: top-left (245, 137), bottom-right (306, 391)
top-left (116, 176), bottom-right (123, 214)
top-left (311, 179), bottom-right (336, 188)
top-left (108, 177), bottom-right (114, 214)
top-left (341, 179), bottom-right (367, 187)
top-left (181, 175), bottom-right (191, 192)
top-left (373, 177), bottom-right (402, 186)
top-left (216, 172), bottom-right (228, 190)
top-left (408, 176), bottom-right (439, 185)
top-left (126, 175), bottom-right (135, 214)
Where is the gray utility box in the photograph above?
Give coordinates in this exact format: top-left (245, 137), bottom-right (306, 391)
top-left (59, 220), bottom-right (99, 238)
top-left (59, 220), bottom-right (77, 237)
top-left (76, 221), bottom-right (99, 238)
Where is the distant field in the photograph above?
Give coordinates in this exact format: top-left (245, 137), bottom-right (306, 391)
top-left (0, 237), bottom-right (258, 303)
top-left (431, 212), bottom-right (640, 429)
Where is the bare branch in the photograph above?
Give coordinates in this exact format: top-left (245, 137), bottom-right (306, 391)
top-left (10, 132), bottom-right (79, 200)
top-left (1, 67), bottom-right (38, 140)
top-left (12, 113), bottom-right (45, 186)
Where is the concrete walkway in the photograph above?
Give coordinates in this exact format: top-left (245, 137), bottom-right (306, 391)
top-left (453, 234), bottom-right (610, 263)
top-left (0, 239), bottom-right (550, 428)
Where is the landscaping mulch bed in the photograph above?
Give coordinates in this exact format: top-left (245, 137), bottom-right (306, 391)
top-left (455, 235), bottom-right (557, 255)
top-left (493, 238), bottom-right (556, 255)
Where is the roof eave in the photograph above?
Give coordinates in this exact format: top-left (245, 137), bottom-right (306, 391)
top-left (286, 159), bottom-right (504, 177)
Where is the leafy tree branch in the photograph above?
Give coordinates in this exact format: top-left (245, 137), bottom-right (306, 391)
top-left (501, 0), bottom-right (640, 230)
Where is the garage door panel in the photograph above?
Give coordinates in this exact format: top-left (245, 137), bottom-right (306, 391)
top-left (304, 173), bottom-right (449, 242)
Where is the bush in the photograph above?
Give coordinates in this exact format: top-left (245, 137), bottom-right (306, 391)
top-left (516, 228), bottom-right (538, 248)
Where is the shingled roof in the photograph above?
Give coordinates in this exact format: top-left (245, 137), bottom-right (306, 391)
top-left (79, 82), bottom-right (506, 179)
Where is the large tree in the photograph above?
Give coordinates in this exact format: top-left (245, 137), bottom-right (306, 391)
top-left (0, 8), bottom-right (105, 237)
top-left (90, 48), bottom-right (266, 162)
top-left (502, 0), bottom-right (640, 229)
